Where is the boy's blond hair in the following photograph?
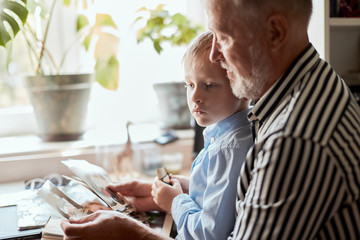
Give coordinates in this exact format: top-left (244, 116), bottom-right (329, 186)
top-left (183, 31), bottom-right (213, 70)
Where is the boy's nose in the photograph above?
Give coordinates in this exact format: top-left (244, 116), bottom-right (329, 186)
top-left (191, 87), bottom-right (202, 103)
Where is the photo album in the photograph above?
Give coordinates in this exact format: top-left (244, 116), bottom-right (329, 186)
top-left (36, 159), bottom-right (170, 240)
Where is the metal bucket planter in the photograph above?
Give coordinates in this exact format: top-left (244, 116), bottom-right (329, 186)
top-left (25, 74), bottom-right (93, 141)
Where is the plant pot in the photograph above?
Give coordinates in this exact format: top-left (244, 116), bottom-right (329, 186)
top-left (25, 74), bottom-right (93, 141)
top-left (153, 82), bottom-right (191, 129)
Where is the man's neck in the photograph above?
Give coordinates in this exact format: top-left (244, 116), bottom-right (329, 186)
top-left (265, 36), bottom-right (310, 97)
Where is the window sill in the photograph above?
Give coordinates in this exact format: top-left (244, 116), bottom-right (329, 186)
top-left (0, 125), bottom-right (194, 184)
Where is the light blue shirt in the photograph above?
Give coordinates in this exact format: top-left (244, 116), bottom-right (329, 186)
top-left (171, 109), bottom-right (253, 240)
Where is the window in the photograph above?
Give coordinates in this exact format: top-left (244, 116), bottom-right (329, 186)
top-left (0, 0), bottom-right (206, 137)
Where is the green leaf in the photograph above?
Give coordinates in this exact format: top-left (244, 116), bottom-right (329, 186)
top-left (0, 0), bottom-right (28, 47)
top-left (156, 4), bottom-right (165, 12)
top-left (172, 13), bottom-right (187, 25)
top-left (133, 15), bottom-right (143, 24)
top-left (0, 12), bottom-right (15, 45)
top-left (134, 3), bottom-right (203, 54)
top-left (93, 32), bottom-right (119, 90)
top-left (136, 26), bottom-right (147, 42)
top-left (95, 13), bottom-right (117, 29)
top-left (63, 0), bottom-right (70, 6)
top-left (136, 6), bottom-right (148, 12)
top-left (83, 32), bottom-right (92, 51)
top-left (95, 55), bottom-right (119, 90)
top-left (94, 32), bottom-right (119, 59)
top-left (76, 14), bottom-right (89, 31)
top-left (156, 9), bottom-right (168, 19)
top-left (153, 40), bottom-right (162, 54)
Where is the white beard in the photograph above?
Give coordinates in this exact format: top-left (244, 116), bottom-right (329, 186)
top-left (222, 42), bottom-right (271, 100)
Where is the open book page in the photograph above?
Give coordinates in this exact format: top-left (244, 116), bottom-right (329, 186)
top-left (17, 195), bottom-right (52, 230)
top-left (62, 159), bottom-right (127, 211)
top-left (37, 181), bottom-right (89, 219)
top-left (61, 159), bottom-right (153, 225)
top-left (37, 159), bottom-right (172, 238)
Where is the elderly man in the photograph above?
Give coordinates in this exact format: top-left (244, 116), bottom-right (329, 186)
top-left (61, 0), bottom-right (360, 239)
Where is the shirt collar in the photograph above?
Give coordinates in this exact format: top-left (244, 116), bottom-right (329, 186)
top-left (203, 108), bottom-right (251, 149)
top-left (248, 43), bottom-right (320, 124)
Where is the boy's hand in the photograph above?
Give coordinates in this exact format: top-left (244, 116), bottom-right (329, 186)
top-left (151, 178), bottom-right (183, 212)
top-left (170, 175), bottom-right (190, 194)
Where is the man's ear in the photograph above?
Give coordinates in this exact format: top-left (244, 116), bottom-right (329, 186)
top-left (266, 14), bottom-right (288, 50)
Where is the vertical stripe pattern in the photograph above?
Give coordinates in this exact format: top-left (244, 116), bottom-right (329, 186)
top-left (231, 44), bottom-right (360, 240)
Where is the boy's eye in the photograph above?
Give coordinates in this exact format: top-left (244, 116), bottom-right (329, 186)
top-left (184, 83), bottom-right (194, 88)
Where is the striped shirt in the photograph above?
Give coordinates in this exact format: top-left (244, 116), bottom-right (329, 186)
top-left (230, 44), bottom-right (360, 239)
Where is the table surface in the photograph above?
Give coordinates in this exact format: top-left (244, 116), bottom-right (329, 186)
top-left (0, 178), bottom-right (175, 239)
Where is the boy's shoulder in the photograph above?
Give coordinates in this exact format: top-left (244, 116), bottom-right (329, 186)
top-left (212, 124), bottom-right (252, 151)
top-left (205, 126), bottom-right (252, 167)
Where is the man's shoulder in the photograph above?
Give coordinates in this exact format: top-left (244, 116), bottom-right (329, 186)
top-left (271, 61), bottom-right (360, 146)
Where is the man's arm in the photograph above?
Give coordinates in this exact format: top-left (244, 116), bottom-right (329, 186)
top-left (231, 137), bottom-right (342, 239)
top-left (61, 210), bottom-right (171, 240)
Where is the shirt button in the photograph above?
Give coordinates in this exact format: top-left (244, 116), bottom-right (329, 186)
top-left (210, 137), bottom-right (215, 143)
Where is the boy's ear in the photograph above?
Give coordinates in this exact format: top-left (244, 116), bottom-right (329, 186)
top-left (266, 14), bottom-right (288, 50)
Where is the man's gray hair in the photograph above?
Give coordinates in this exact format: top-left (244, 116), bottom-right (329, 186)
top-left (228, 0), bottom-right (313, 27)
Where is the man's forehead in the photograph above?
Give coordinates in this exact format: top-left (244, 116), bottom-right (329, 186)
top-left (205, 0), bottom-right (234, 12)
top-left (205, 0), bottom-right (235, 32)
top-left (207, 14), bottom-right (233, 35)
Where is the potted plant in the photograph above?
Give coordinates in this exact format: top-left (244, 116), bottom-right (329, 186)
top-left (134, 4), bottom-right (203, 129)
top-left (134, 4), bottom-right (203, 54)
top-left (0, 0), bottom-right (120, 141)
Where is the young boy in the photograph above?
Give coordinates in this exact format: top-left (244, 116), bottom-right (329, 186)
top-left (151, 31), bottom-right (253, 240)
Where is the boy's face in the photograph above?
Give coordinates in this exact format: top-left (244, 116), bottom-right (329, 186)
top-left (185, 58), bottom-right (243, 127)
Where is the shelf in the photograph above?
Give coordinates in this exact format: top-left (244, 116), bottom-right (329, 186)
top-left (329, 17), bottom-right (360, 26)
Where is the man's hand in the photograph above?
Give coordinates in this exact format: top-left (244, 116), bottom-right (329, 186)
top-left (61, 210), bottom-right (167, 240)
top-left (151, 178), bottom-right (183, 212)
top-left (107, 180), bottom-right (162, 212)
